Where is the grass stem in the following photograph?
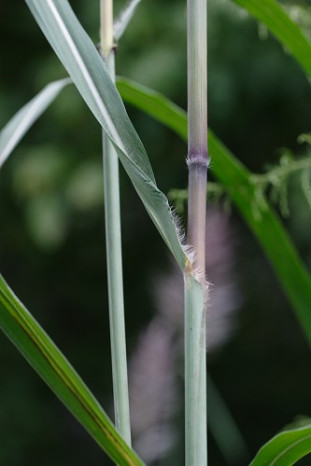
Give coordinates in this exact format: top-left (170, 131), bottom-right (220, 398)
top-left (100, 0), bottom-right (131, 445)
top-left (185, 0), bottom-right (208, 463)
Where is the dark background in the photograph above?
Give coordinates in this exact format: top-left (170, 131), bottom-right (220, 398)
top-left (1, 0), bottom-right (311, 464)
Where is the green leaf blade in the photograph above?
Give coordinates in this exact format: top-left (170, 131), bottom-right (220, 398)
top-left (251, 425), bottom-right (311, 465)
top-left (26, 0), bottom-right (154, 182)
top-left (232, 0), bottom-right (311, 78)
top-left (117, 77), bottom-right (188, 141)
top-left (114, 0), bottom-right (142, 41)
top-left (0, 274), bottom-right (144, 466)
top-left (208, 131), bottom-right (311, 342)
top-left (25, 0), bottom-right (187, 271)
top-left (0, 78), bottom-right (69, 168)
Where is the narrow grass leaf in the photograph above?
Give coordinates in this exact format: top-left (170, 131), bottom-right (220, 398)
top-left (114, 0), bottom-right (142, 41)
top-left (207, 373), bottom-right (249, 464)
top-left (0, 274), bottom-right (144, 466)
top-left (208, 132), bottom-right (311, 343)
top-left (116, 77), bottom-right (311, 343)
top-left (0, 79), bottom-right (69, 168)
top-left (251, 425), bottom-right (311, 465)
top-left (232, 0), bottom-right (311, 78)
top-left (117, 77), bottom-right (187, 146)
top-left (25, 0), bottom-right (187, 271)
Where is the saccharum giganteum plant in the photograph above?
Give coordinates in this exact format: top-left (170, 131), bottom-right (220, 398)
top-left (3, 0), bottom-right (311, 464)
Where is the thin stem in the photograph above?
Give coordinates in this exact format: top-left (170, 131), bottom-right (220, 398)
top-left (100, 0), bottom-right (114, 57)
top-left (185, 0), bottom-right (208, 464)
top-left (100, 0), bottom-right (131, 445)
top-left (187, 0), bottom-right (207, 161)
top-left (185, 274), bottom-right (207, 466)
top-left (187, 0), bottom-right (208, 272)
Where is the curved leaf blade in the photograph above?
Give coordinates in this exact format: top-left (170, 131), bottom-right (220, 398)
top-left (209, 134), bottom-right (311, 342)
top-left (114, 0), bottom-right (142, 41)
top-left (0, 274), bottom-right (143, 465)
top-left (25, 0), bottom-right (187, 271)
top-left (117, 77), bottom-right (187, 141)
top-left (0, 78), bottom-right (69, 168)
top-left (251, 425), bottom-right (311, 465)
top-left (116, 77), bottom-right (311, 343)
top-left (232, 0), bottom-right (311, 78)
top-left (26, 0), bottom-right (154, 181)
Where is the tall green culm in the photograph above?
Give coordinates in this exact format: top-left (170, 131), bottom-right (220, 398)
top-left (100, 0), bottom-right (131, 445)
top-left (185, 0), bottom-right (208, 464)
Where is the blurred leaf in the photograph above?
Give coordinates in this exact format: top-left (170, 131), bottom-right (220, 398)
top-left (13, 145), bottom-right (66, 198)
top-left (250, 424), bottom-right (311, 465)
top-left (284, 3), bottom-right (311, 42)
top-left (25, 0), bottom-right (187, 271)
top-left (283, 415), bottom-right (311, 431)
top-left (0, 274), bottom-right (143, 465)
top-left (116, 76), bottom-right (311, 343)
top-left (298, 133), bottom-right (311, 145)
top-left (231, 0), bottom-right (311, 77)
top-left (117, 77), bottom-right (187, 140)
top-left (25, 195), bottom-right (68, 249)
top-left (207, 373), bottom-right (249, 464)
top-left (114, 0), bottom-right (142, 41)
top-left (0, 79), bottom-right (69, 169)
top-left (66, 161), bottom-right (103, 212)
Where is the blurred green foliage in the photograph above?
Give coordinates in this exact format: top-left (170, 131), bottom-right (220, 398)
top-left (1, 0), bottom-right (311, 465)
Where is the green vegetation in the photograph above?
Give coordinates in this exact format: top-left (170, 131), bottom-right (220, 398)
top-left (1, 0), bottom-right (311, 464)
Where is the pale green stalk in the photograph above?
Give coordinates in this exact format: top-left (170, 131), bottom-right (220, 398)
top-left (185, 0), bottom-right (208, 464)
top-left (184, 272), bottom-right (207, 465)
top-left (100, 0), bottom-right (131, 445)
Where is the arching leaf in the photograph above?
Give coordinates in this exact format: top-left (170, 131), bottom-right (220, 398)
top-left (0, 274), bottom-right (144, 465)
